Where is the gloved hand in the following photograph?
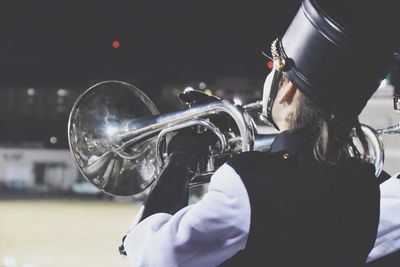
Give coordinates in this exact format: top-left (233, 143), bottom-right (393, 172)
top-left (167, 130), bottom-right (218, 160)
top-left (139, 130), bottom-right (217, 222)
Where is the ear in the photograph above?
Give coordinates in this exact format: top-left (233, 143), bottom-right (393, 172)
top-left (277, 81), bottom-right (297, 104)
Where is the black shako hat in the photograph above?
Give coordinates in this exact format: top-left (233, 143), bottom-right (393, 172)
top-left (275, 0), bottom-right (395, 117)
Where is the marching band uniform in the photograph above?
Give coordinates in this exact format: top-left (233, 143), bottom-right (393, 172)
top-left (123, 131), bottom-right (379, 267)
top-left (125, 132), bottom-right (379, 266)
top-left (121, 0), bottom-right (396, 266)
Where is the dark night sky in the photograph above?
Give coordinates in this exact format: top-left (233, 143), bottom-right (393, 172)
top-left (0, 1), bottom-right (303, 88)
top-left (0, 1), bottom-right (399, 87)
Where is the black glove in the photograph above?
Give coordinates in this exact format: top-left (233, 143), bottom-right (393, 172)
top-left (178, 89), bottom-right (220, 105)
top-left (139, 130), bottom-right (217, 222)
top-left (167, 130), bottom-right (217, 161)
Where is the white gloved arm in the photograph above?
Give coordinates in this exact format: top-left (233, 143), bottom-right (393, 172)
top-left (367, 175), bottom-right (400, 262)
top-left (123, 164), bottom-right (251, 267)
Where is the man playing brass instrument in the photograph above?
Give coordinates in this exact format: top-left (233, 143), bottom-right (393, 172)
top-left (121, 0), bottom-right (396, 266)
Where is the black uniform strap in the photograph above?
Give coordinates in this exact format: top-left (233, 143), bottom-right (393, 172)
top-left (227, 150), bottom-right (297, 174)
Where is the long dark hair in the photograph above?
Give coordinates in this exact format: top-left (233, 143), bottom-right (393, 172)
top-left (290, 91), bottom-right (369, 165)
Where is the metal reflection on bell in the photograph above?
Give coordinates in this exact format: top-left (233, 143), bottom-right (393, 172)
top-left (68, 81), bottom-right (161, 196)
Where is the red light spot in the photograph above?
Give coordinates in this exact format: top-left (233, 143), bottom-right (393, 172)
top-left (112, 40), bottom-right (120, 49)
top-left (266, 60), bottom-right (273, 69)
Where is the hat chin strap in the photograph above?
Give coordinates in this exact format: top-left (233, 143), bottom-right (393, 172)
top-left (264, 70), bottom-right (282, 131)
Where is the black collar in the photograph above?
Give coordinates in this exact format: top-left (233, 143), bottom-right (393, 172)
top-left (270, 131), bottom-right (314, 154)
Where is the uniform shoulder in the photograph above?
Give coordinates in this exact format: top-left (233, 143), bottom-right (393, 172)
top-left (340, 158), bottom-right (376, 177)
top-left (227, 150), bottom-right (297, 174)
top-left (335, 159), bottom-right (379, 194)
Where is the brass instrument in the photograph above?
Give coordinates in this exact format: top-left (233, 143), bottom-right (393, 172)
top-left (68, 80), bottom-right (385, 197)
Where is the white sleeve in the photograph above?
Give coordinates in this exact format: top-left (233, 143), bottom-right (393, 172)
top-left (367, 175), bottom-right (400, 262)
top-left (123, 163), bottom-right (251, 267)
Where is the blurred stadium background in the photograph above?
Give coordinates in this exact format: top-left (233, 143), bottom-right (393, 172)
top-left (0, 1), bottom-right (399, 267)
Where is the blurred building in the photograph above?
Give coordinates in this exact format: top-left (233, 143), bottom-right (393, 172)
top-left (0, 84), bottom-right (87, 194)
top-left (0, 147), bottom-right (78, 191)
top-left (0, 85), bottom-right (78, 119)
top-left (0, 84), bottom-right (82, 149)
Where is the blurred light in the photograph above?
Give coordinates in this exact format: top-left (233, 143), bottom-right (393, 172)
top-left (3, 256), bottom-right (17, 267)
top-left (233, 98), bottom-right (242, 106)
top-left (171, 88), bottom-right (180, 95)
top-left (57, 89), bottom-right (68, 97)
top-left (106, 126), bottom-right (118, 136)
top-left (27, 88), bottom-right (35, 96)
top-left (266, 60), bottom-right (274, 69)
top-left (184, 87), bottom-right (194, 92)
top-left (254, 90), bottom-right (262, 98)
top-left (112, 40), bottom-right (120, 49)
top-left (57, 97), bottom-right (65, 105)
top-left (199, 82), bottom-right (207, 90)
top-left (204, 89), bottom-right (212, 96)
top-left (50, 136), bottom-right (58, 144)
top-left (379, 78), bottom-right (388, 88)
top-left (216, 89), bottom-right (224, 96)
